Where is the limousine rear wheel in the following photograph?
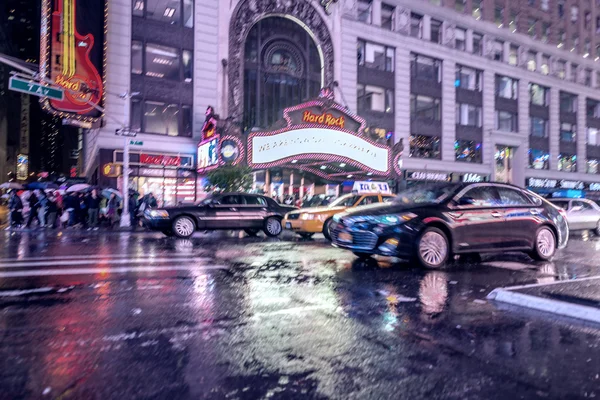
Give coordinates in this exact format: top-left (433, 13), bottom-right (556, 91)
top-left (530, 226), bottom-right (556, 261)
top-left (173, 216), bottom-right (196, 239)
top-left (416, 227), bottom-right (449, 269)
top-left (263, 217), bottom-right (282, 237)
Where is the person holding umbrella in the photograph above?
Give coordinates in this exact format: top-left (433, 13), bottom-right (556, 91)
top-left (8, 190), bottom-right (23, 228)
top-left (106, 193), bottom-right (120, 228)
top-left (87, 189), bottom-right (101, 230)
top-left (25, 191), bottom-right (39, 228)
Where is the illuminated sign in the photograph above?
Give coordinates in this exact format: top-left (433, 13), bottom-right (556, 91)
top-left (201, 106), bottom-right (218, 140)
top-left (461, 173), bottom-right (487, 183)
top-left (352, 181), bottom-right (391, 194)
top-left (197, 137), bottom-right (220, 171)
top-left (406, 171), bottom-right (451, 182)
top-left (527, 178), bottom-right (558, 189)
top-left (220, 139), bottom-right (240, 163)
top-left (16, 154), bottom-right (29, 181)
top-left (102, 163), bottom-right (120, 177)
top-left (588, 182), bottom-right (600, 191)
top-left (251, 128), bottom-right (389, 173)
top-left (559, 180), bottom-right (584, 190)
top-left (40, 0), bottom-right (105, 121)
top-left (140, 154), bottom-right (181, 167)
top-left (302, 111), bottom-right (345, 129)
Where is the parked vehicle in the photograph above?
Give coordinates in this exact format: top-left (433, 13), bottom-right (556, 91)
top-left (330, 182), bottom-right (569, 269)
top-left (549, 198), bottom-right (600, 234)
top-left (144, 193), bottom-right (297, 238)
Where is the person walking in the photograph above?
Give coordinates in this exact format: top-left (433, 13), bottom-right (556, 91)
top-left (106, 193), bottom-right (120, 228)
top-left (8, 190), bottom-right (23, 228)
top-left (46, 195), bottom-right (58, 229)
top-left (78, 193), bottom-right (88, 228)
top-left (129, 193), bottom-right (138, 228)
top-left (26, 191), bottom-right (39, 228)
top-left (36, 191), bottom-right (48, 228)
top-left (87, 189), bottom-right (101, 230)
top-left (63, 192), bottom-right (77, 227)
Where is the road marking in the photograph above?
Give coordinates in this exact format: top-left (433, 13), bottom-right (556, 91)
top-left (0, 287), bottom-right (53, 296)
top-left (0, 264), bottom-right (228, 278)
top-left (0, 257), bottom-right (211, 268)
top-left (0, 254), bottom-right (203, 262)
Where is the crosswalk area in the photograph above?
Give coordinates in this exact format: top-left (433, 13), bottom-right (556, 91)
top-left (0, 254), bottom-right (228, 279)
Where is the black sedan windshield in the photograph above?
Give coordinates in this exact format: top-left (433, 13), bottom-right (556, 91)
top-left (394, 184), bottom-right (458, 206)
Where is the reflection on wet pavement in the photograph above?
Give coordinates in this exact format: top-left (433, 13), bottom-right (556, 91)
top-left (0, 230), bottom-right (598, 398)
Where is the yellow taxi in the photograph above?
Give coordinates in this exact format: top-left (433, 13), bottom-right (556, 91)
top-left (283, 182), bottom-right (395, 240)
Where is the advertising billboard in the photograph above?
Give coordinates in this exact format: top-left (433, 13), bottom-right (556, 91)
top-left (197, 137), bottom-right (219, 171)
top-left (16, 154), bottom-right (29, 181)
top-left (40, 0), bottom-right (105, 121)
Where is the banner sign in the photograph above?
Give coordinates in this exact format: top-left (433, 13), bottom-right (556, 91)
top-left (40, 0), bottom-right (106, 121)
top-left (19, 94), bottom-right (30, 154)
top-left (140, 154), bottom-right (181, 167)
top-left (406, 170), bottom-right (452, 182)
top-left (16, 154), bottom-right (29, 181)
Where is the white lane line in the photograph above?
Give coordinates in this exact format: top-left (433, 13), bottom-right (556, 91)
top-left (0, 265), bottom-right (228, 278)
top-left (0, 254), bottom-right (204, 262)
top-left (0, 258), bottom-right (211, 268)
top-left (0, 287), bottom-right (53, 296)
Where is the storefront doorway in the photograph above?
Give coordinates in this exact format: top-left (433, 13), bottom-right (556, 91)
top-left (495, 145), bottom-right (514, 183)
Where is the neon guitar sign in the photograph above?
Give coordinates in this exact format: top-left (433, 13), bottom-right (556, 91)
top-left (42, 0), bottom-right (104, 119)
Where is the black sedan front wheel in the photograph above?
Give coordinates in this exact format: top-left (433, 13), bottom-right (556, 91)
top-left (172, 216), bottom-right (196, 239)
top-left (263, 217), bottom-right (282, 237)
top-left (416, 227), bottom-right (450, 269)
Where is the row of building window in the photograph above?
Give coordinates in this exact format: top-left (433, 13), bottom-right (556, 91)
top-left (132, 41), bottom-right (193, 82)
top-left (130, 100), bottom-right (193, 138)
top-left (357, 2), bottom-right (600, 88)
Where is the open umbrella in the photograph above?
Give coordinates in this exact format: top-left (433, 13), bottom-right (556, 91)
top-left (0, 182), bottom-right (24, 190)
top-left (102, 188), bottom-right (122, 200)
top-left (66, 183), bottom-right (91, 193)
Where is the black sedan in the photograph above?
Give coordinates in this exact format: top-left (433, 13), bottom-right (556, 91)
top-left (330, 182), bottom-right (569, 269)
top-left (144, 193), bottom-right (296, 238)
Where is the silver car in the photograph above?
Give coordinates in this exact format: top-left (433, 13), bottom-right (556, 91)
top-left (549, 198), bottom-right (600, 234)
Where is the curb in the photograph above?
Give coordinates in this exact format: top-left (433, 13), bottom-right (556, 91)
top-left (487, 287), bottom-right (600, 324)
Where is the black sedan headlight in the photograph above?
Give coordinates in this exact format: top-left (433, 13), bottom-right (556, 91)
top-left (146, 209), bottom-right (169, 219)
top-left (345, 212), bottom-right (418, 226)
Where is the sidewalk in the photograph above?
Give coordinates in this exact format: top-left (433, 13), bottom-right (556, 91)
top-left (488, 276), bottom-right (600, 324)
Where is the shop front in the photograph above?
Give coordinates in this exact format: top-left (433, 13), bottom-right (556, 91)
top-left (403, 170), bottom-right (490, 188)
top-left (99, 150), bottom-right (198, 207)
top-left (525, 177), bottom-right (600, 200)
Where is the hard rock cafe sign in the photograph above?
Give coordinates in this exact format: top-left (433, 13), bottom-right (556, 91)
top-left (40, 0), bottom-right (105, 121)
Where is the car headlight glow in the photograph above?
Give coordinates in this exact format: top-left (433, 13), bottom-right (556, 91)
top-left (347, 212), bottom-right (417, 225)
top-left (149, 210), bottom-right (169, 218)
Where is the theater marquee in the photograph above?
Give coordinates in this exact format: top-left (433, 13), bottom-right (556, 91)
top-left (248, 97), bottom-right (391, 176)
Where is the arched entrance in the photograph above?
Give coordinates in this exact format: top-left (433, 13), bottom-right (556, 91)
top-left (228, 0), bottom-right (334, 124)
top-left (242, 17), bottom-right (322, 132)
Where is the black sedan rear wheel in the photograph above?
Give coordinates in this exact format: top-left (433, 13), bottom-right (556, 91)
top-left (263, 217), bottom-right (282, 237)
top-left (172, 216), bottom-right (196, 239)
top-left (416, 227), bottom-right (450, 269)
top-left (530, 226), bottom-right (556, 261)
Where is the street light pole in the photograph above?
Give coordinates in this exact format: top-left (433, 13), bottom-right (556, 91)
top-left (118, 91), bottom-right (138, 229)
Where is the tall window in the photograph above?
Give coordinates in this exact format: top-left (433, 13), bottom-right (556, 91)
top-left (133, 0), bottom-right (193, 27)
top-left (381, 3), bottom-right (395, 30)
top-left (587, 159), bottom-right (599, 174)
top-left (530, 149), bottom-right (550, 169)
top-left (456, 65), bottom-right (482, 91)
top-left (493, 40), bottom-right (504, 61)
top-left (455, 140), bottom-right (482, 163)
top-left (558, 154), bottom-right (577, 172)
top-left (587, 99), bottom-right (600, 118)
top-left (357, 0), bottom-right (373, 23)
top-left (473, 0), bottom-right (482, 19)
top-left (357, 40), bottom-right (394, 72)
top-left (131, 100), bottom-right (192, 137)
top-left (560, 92), bottom-right (577, 113)
top-left (410, 95), bottom-right (440, 120)
top-left (529, 83), bottom-right (549, 106)
top-left (588, 127), bottom-right (599, 145)
top-left (410, 135), bottom-right (441, 159)
top-left (556, 60), bottom-right (566, 79)
top-left (456, 0), bottom-right (466, 12)
top-left (472, 32), bottom-right (483, 55)
top-left (541, 0), bottom-right (549, 11)
top-left (540, 55), bottom-right (550, 75)
top-left (530, 117), bottom-right (548, 137)
top-left (526, 51), bottom-right (537, 71)
top-left (496, 111), bottom-right (518, 132)
top-left (410, 13), bottom-right (423, 38)
top-left (455, 28), bottom-right (466, 50)
top-left (571, 6), bottom-right (579, 23)
top-left (508, 45), bottom-right (518, 65)
top-left (358, 84), bottom-right (394, 113)
top-left (411, 54), bottom-right (441, 82)
top-left (496, 76), bottom-right (518, 99)
top-left (528, 18), bottom-right (537, 38)
top-left (243, 17), bottom-right (322, 131)
top-left (456, 104), bottom-right (482, 127)
top-left (430, 19), bottom-right (442, 43)
top-left (495, 5), bottom-right (504, 27)
top-left (131, 42), bottom-right (191, 82)
top-left (560, 123), bottom-right (576, 142)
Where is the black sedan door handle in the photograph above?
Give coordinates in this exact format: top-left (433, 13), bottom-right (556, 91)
top-left (491, 211), bottom-right (503, 218)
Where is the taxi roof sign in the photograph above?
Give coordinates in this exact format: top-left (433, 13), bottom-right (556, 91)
top-left (352, 181), bottom-right (391, 194)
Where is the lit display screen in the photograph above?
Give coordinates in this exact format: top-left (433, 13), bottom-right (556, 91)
top-left (197, 137), bottom-right (219, 170)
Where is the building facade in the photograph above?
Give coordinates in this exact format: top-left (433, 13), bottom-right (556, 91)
top-left (88, 0), bottom-right (600, 205)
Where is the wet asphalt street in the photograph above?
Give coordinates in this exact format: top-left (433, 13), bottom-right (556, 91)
top-left (0, 229), bottom-right (599, 400)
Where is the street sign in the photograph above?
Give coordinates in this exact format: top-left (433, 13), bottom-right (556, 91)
top-left (9, 76), bottom-right (64, 100)
top-left (115, 128), bottom-right (138, 137)
top-left (129, 140), bottom-right (143, 146)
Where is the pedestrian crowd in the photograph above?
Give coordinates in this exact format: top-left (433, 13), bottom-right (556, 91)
top-left (6, 189), bottom-right (158, 231)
